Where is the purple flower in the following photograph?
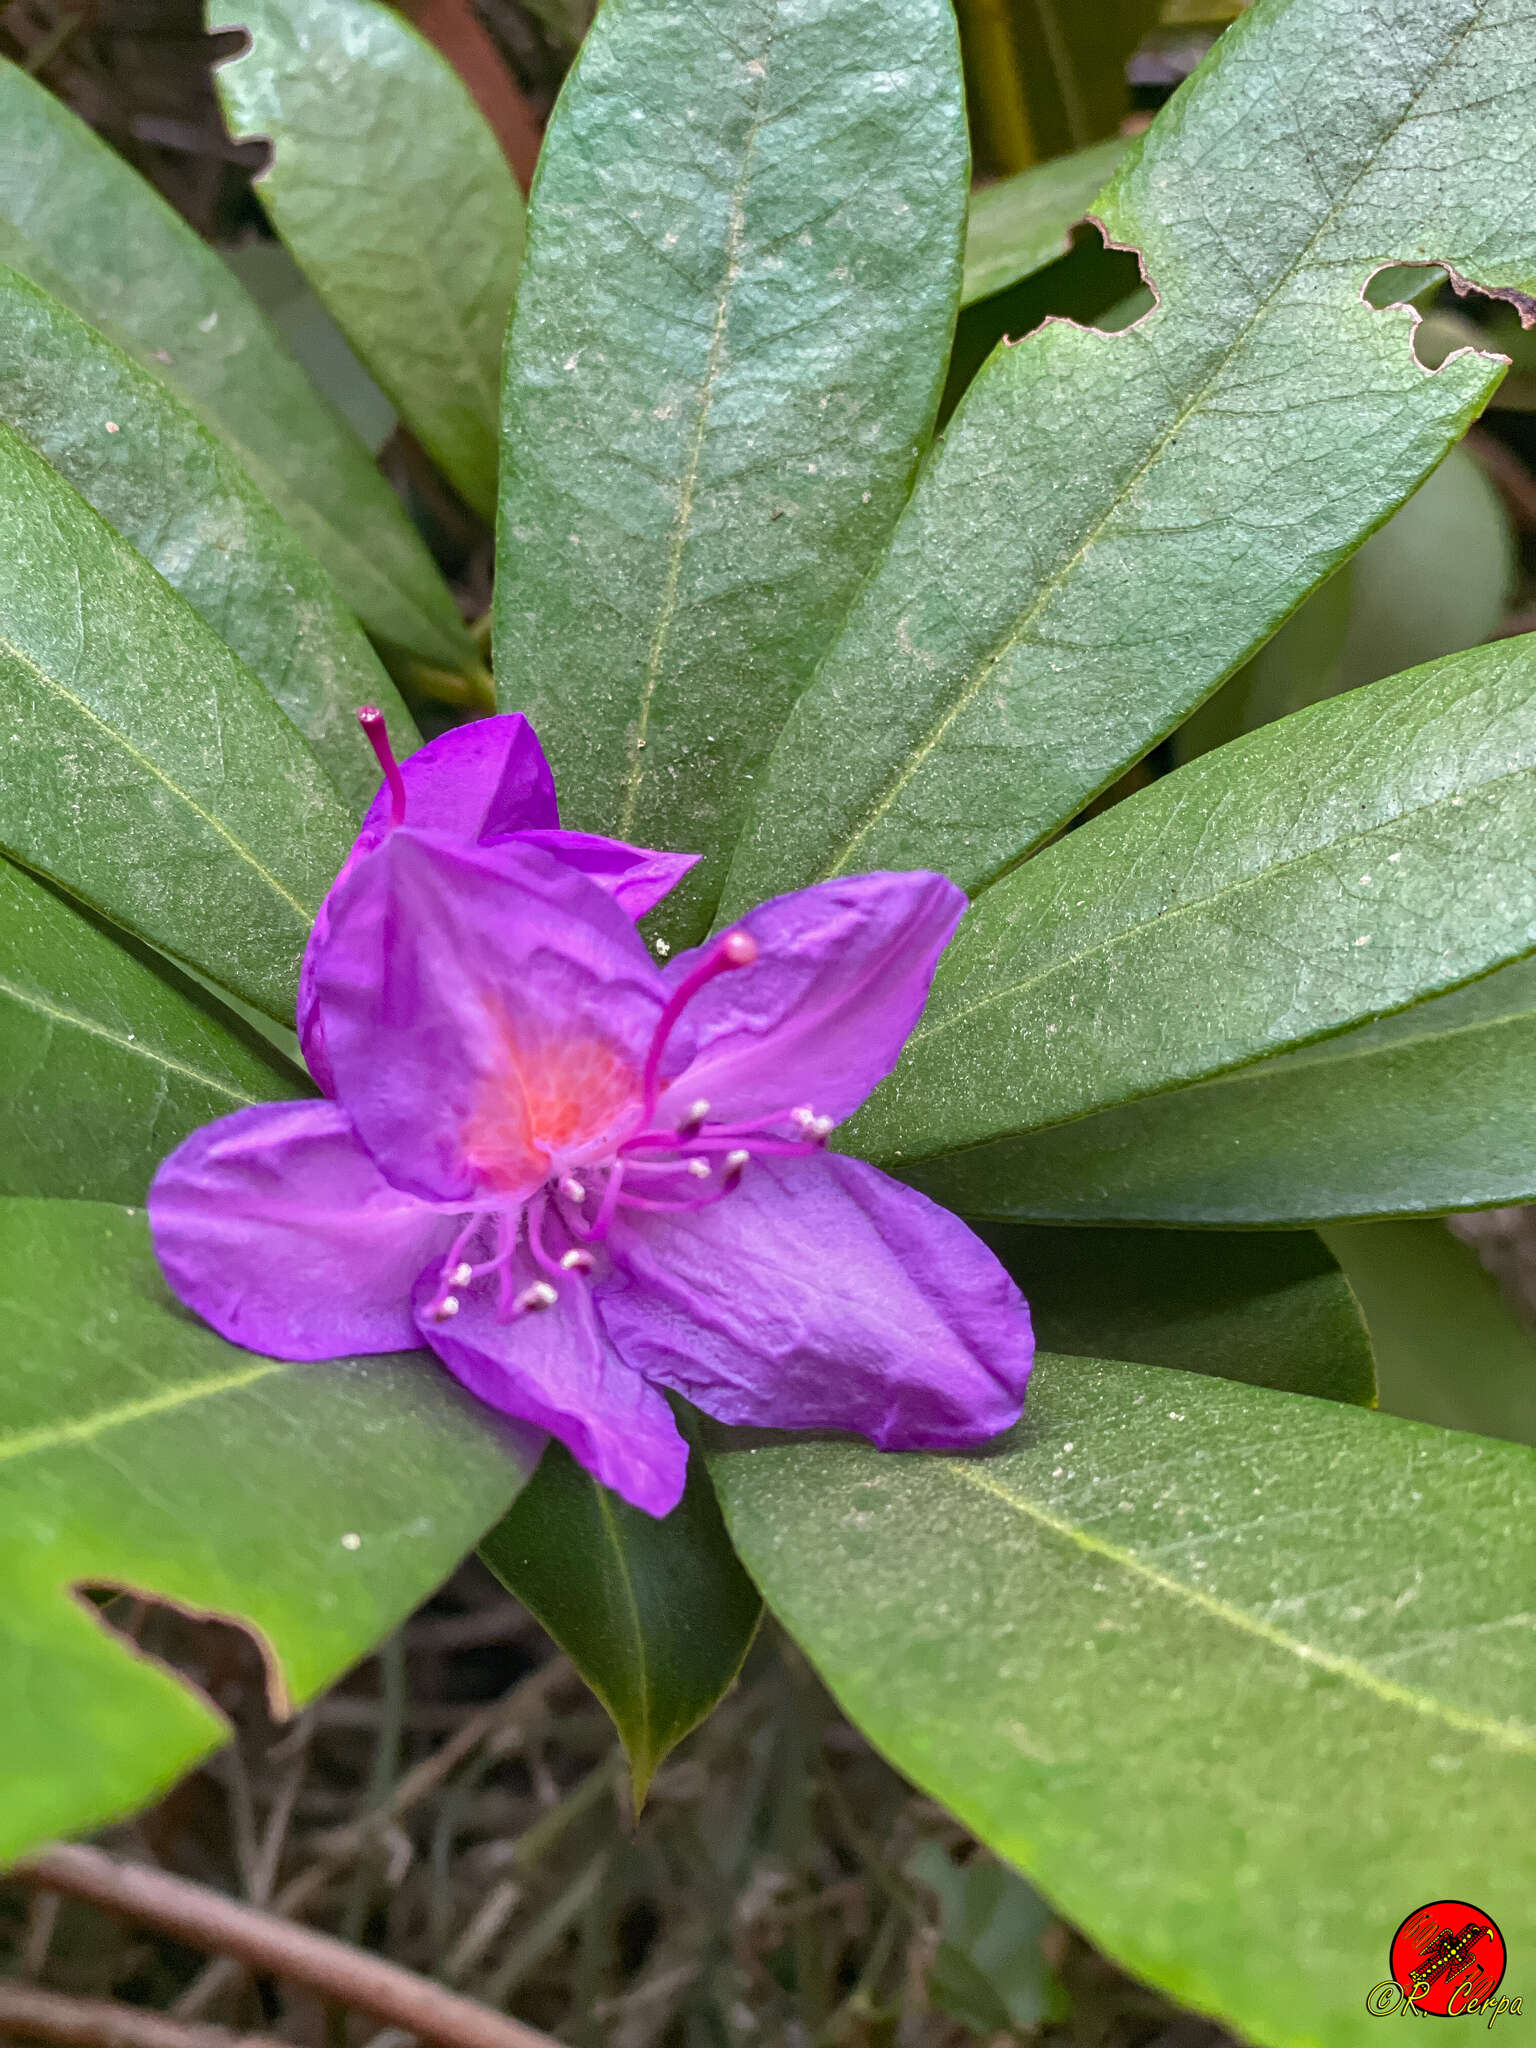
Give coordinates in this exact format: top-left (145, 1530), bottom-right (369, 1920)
top-left (150, 715), bottom-right (1034, 1516)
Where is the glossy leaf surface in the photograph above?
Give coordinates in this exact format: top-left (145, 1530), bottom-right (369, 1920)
top-left (480, 1435), bottom-right (761, 1802)
top-left (991, 1224), bottom-right (1373, 1404)
top-left (913, 957), bottom-right (1536, 1226)
top-left (720, 0), bottom-right (1530, 911)
top-left (0, 266), bottom-right (416, 816)
top-left (846, 637), bottom-right (1536, 1170)
top-left (494, 0), bottom-right (968, 942)
top-left (216, 0), bottom-right (523, 523)
top-left (1178, 442), bottom-right (1517, 762)
top-left (0, 859), bottom-right (307, 1206)
top-left (0, 56), bottom-right (475, 672)
top-left (0, 1199), bottom-right (534, 1863)
top-left (0, 424), bottom-right (354, 1021)
top-left (709, 1357), bottom-right (1536, 2048)
top-left (962, 136), bottom-right (1131, 306)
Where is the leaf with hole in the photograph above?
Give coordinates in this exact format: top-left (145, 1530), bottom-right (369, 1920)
top-left (215, 0), bottom-right (524, 524)
top-left (0, 422), bottom-right (355, 1022)
top-left (480, 1433), bottom-right (761, 1803)
top-left (0, 858), bottom-right (308, 1206)
top-left (0, 265), bottom-right (418, 817)
top-left (912, 955), bottom-right (1536, 1228)
top-left (0, 1198), bottom-right (535, 1864)
top-left (962, 136), bottom-right (1132, 306)
top-left (989, 1223), bottom-right (1374, 1405)
top-left (708, 1356), bottom-right (1536, 2048)
top-left (0, 55), bottom-right (476, 675)
top-left (720, 0), bottom-right (1530, 911)
top-left (493, 0), bottom-right (968, 943)
top-left (845, 635), bottom-right (1536, 1174)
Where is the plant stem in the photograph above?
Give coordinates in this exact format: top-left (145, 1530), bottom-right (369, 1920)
top-left (14, 1845), bottom-right (561, 2048)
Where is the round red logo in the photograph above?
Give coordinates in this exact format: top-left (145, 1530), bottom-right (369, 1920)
top-left (1390, 1902), bottom-right (1507, 2015)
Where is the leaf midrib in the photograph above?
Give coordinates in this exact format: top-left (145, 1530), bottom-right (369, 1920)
top-left (617, 0), bottom-right (782, 839)
top-left (815, 0), bottom-right (1495, 887)
top-left (946, 1458), bottom-right (1534, 1753)
top-left (0, 973), bottom-right (266, 1105)
top-left (0, 632), bottom-right (318, 928)
top-left (0, 1359), bottom-right (283, 1465)
top-left (595, 1478), bottom-right (653, 1770)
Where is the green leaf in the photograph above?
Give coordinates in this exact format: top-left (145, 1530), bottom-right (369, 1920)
top-left (0, 422), bottom-right (355, 1022)
top-left (989, 1224), bottom-right (1373, 1404)
top-left (1179, 443), bottom-right (1517, 759)
top-left (222, 238), bottom-right (397, 455)
top-left (905, 1841), bottom-right (1063, 2035)
top-left (844, 635), bottom-right (1536, 1173)
top-left (493, 0), bottom-right (968, 943)
top-left (707, 1358), bottom-right (1536, 2048)
top-left (0, 264), bottom-right (417, 817)
top-left (0, 857), bottom-right (308, 1205)
top-left (963, 137), bottom-right (1132, 306)
top-left (214, 0), bottom-right (524, 524)
top-left (0, 55), bottom-right (475, 675)
top-left (480, 1435), bottom-right (761, 1804)
top-left (0, 1198), bottom-right (534, 1862)
top-left (719, 0), bottom-right (1531, 912)
top-left (1323, 1219), bottom-right (1536, 1449)
top-left (913, 956), bottom-right (1536, 1228)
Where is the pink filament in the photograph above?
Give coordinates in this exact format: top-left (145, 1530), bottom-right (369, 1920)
top-left (638, 929), bottom-right (757, 1117)
top-left (358, 707), bottom-right (408, 827)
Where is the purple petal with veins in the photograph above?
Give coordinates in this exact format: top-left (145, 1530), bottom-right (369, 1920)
top-left (596, 1153), bottom-right (1031, 1447)
top-left (298, 714), bottom-right (695, 1092)
top-left (148, 1100), bottom-right (453, 1360)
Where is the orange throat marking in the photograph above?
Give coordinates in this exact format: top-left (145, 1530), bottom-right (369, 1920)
top-left (462, 1017), bottom-right (640, 1195)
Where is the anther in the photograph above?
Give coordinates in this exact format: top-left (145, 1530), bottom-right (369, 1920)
top-left (559, 1174), bottom-right (586, 1203)
top-left (791, 1105), bottom-right (835, 1142)
top-left (450, 1262), bottom-right (474, 1287)
top-left (686, 1157), bottom-right (712, 1179)
top-left (678, 1097), bottom-right (711, 1136)
top-left (358, 707), bottom-right (408, 828)
top-left (560, 1248), bottom-right (594, 1272)
top-left (432, 1295), bottom-right (461, 1320)
top-left (516, 1280), bottom-right (559, 1312)
top-left (723, 1148), bottom-right (751, 1181)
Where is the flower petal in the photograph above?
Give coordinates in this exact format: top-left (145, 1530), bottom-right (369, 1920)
top-left (598, 1153), bottom-right (1032, 1448)
top-left (298, 717), bottom-right (559, 1092)
top-left (416, 1248), bottom-right (688, 1517)
top-left (317, 832), bottom-right (666, 1206)
top-left (367, 712), bottom-right (560, 844)
top-left (148, 1100), bottom-right (454, 1361)
top-left (662, 872), bottom-right (965, 1128)
top-left (513, 829), bottom-right (700, 921)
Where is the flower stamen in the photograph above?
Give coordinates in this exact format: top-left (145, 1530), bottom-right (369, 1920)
top-left (639, 929), bottom-right (758, 1118)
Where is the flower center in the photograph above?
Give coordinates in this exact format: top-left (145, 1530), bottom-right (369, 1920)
top-left (422, 928), bottom-right (833, 1325)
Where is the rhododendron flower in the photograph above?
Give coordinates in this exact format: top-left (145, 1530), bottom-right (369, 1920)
top-left (150, 714), bottom-right (1034, 1516)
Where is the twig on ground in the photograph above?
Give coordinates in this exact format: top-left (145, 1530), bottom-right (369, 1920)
top-left (173, 1656), bottom-right (573, 2019)
top-left (13, 1844), bottom-right (563, 2048)
top-left (0, 1981), bottom-right (289, 2048)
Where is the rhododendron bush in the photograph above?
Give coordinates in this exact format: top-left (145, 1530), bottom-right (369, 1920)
top-left (0, 0), bottom-right (1532, 2037)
